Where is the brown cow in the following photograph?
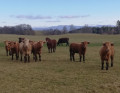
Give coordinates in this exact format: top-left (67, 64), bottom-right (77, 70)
top-left (4, 41), bottom-right (11, 56)
top-left (9, 41), bottom-right (19, 60)
top-left (99, 42), bottom-right (114, 70)
top-left (19, 42), bottom-right (24, 61)
top-left (70, 41), bottom-right (90, 62)
top-left (46, 37), bottom-right (57, 53)
top-left (32, 41), bottom-right (45, 62)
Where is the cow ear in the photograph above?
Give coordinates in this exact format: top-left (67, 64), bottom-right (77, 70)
top-left (81, 42), bottom-right (84, 44)
top-left (103, 43), bottom-right (105, 46)
top-left (111, 43), bottom-right (114, 46)
top-left (4, 41), bottom-right (6, 43)
top-left (43, 41), bottom-right (46, 43)
top-left (87, 42), bottom-right (90, 44)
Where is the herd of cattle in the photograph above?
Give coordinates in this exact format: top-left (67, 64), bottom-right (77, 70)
top-left (4, 37), bottom-right (114, 70)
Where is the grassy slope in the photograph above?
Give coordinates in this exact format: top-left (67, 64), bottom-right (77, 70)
top-left (0, 34), bottom-right (120, 93)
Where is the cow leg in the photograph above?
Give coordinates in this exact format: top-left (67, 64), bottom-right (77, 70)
top-left (28, 55), bottom-right (30, 62)
top-left (6, 50), bottom-right (8, 56)
top-left (106, 62), bottom-right (109, 70)
top-left (101, 61), bottom-right (104, 70)
top-left (80, 55), bottom-right (82, 62)
top-left (20, 54), bottom-right (22, 61)
top-left (24, 56), bottom-right (25, 62)
top-left (33, 54), bottom-right (35, 60)
top-left (34, 54), bottom-right (37, 62)
top-left (68, 42), bottom-right (69, 46)
top-left (83, 54), bottom-right (85, 62)
top-left (17, 53), bottom-right (19, 59)
top-left (36, 54), bottom-right (38, 61)
top-left (51, 48), bottom-right (52, 53)
top-left (24, 55), bottom-right (27, 63)
top-left (70, 51), bottom-right (72, 61)
top-left (73, 53), bottom-right (75, 61)
top-left (48, 48), bottom-right (50, 53)
top-left (111, 56), bottom-right (114, 67)
top-left (12, 54), bottom-right (13, 60)
top-left (16, 53), bottom-right (18, 60)
top-left (16, 53), bottom-right (17, 60)
top-left (53, 48), bottom-right (54, 52)
top-left (39, 54), bottom-right (41, 61)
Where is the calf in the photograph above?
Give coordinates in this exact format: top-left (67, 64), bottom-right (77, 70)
top-left (4, 41), bottom-right (11, 56)
top-left (99, 42), bottom-right (114, 70)
top-left (32, 41), bottom-right (45, 62)
top-left (46, 37), bottom-right (57, 53)
top-left (22, 38), bottom-right (32, 62)
top-left (19, 42), bottom-right (24, 61)
top-left (70, 41), bottom-right (90, 62)
top-left (9, 41), bottom-right (19, 60)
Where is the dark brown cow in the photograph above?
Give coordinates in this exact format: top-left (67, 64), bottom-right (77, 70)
top-left (100, 42), bottom-right (114, 70)
top-left (46, 37), bottom-right (57, 53)
top-left (70, 41), bottom-right (90, 62)
top-left (32, 41), bottom-right (45, 62)
top-left (57, 38), bottom-right (69, 46)
top-left (9, 41), bottom-right (19, 60)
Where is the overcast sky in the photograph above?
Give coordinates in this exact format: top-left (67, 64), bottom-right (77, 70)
top-left (0, 0), bottom-right (120, 27)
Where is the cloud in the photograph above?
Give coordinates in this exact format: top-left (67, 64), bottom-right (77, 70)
top-left (58, 15), bottom-right (90, 19)
top-left (10, 15), bottom-right (52, 20)
top-left (1, 21), bottom-right (6, 24)
top-left (46, 20), bottom-right (61, 22)
top-left (10, 14), bottom-right (90, 20)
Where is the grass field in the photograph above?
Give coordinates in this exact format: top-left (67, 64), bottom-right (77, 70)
top-left (0, 34), bottom-right (120, 93)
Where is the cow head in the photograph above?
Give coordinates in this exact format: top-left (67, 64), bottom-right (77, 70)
top-left (18, 37), bottom-right (24, 43)
top-left (81, 41), bottom-right (90, 48)
top-left (37, 41), bottom-right (46, 47)
top-left (46, 37), bottom-right (51, 42)
top-left (103, 42), bottom-right (113, 52)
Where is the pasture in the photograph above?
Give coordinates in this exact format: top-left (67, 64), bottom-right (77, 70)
top-left (0, 34), bottom-right (120, 93)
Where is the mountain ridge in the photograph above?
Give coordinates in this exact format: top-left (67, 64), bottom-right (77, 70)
top-left (33, 25), bottom-right (115, 31)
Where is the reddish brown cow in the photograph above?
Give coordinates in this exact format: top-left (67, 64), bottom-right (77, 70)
top-left (70, 41), bottom-right (90, 62)
top-left (32, 41), bottom-right (45, 62)
top-left (46, 37), bottom-right (57, 53)
top-left (4, 41), bottom-right (11, 56)
top-left (99, 42), bottom-right (114, 70)
top-left (9, 41), bottom-right (19, 60)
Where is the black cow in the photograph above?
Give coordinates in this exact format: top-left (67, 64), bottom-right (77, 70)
top-left (57, 38), bottom-right (69, 46)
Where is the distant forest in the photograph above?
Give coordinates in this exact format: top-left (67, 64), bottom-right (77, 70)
top-left (43, 20), bottom-right (120, 35)
top-left (0, 20), bottom-right (120, 35)
top-left (0, 24), bottom-right (35, 35)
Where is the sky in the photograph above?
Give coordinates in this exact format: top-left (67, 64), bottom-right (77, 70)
top-left (0, 0), bottom-right (120, 27)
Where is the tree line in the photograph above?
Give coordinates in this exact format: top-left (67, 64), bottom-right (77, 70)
top-left (44, 20), bottom-right (120, 35)
top-left (0, 24), bottom-right (35, 35)
top-left (0, 20), bottom-right (120, 35)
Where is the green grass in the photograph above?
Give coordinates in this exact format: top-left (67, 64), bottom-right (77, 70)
top-left (0, 34), bottom-right (120, 93)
